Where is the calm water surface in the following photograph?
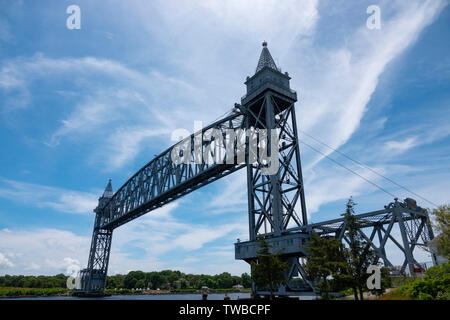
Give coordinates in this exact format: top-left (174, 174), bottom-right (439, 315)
top-left (5, 293), bottom-right (250, 300)
top-left (5, 292), bottom-right (317, 300)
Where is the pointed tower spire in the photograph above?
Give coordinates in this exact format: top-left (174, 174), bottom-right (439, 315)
top-left (102, 178), bottom-right (114, 198)
top-left (255, 41), bottom-right (278, 73)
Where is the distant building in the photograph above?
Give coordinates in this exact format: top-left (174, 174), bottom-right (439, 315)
top-left (232, 284), bottom-right (244, 290)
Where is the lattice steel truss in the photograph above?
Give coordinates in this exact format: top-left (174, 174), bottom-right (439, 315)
top-left (99, 110), bottom-right (246, 230)
top-left (245, 98), bottom-right (308, 239)
top-left (301, 198), bottom-right (437, 275)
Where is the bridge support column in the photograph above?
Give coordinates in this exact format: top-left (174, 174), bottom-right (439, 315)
top-left (376, 226), bottom-right (390, 266)
top-left (75, 181), bottom-right (114, 296)
top-left (76, 212), bottom-right (113, 296)
top-left (394, 199), bottom-right (417, 275)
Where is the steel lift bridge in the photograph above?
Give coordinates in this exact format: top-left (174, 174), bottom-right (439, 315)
top-left (74, 42), bottom-right (436, 297)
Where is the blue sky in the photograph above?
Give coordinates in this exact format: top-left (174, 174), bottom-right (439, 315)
top-left (0, 0), bottom-right (449, 276)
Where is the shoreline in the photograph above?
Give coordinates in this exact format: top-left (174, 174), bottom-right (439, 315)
top-left (0, 289), bottom-right (250, 299)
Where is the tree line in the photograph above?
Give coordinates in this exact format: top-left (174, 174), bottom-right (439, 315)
top-left (0, 274), bottom-right (67, 288)
top-left (106, 270), bottom-right (252, 290)
top-left (0, 271), bottom-right (252, 290)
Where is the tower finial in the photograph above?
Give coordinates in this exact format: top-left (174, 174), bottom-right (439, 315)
top-left (255, 41), bottom-right (277, 73)
top-left (102, 178), bottom-right (114, 198)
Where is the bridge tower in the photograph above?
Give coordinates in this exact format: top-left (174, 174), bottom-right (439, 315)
top-left (75, 179), bottom-right (114, 296)
top-left (235, 42), bottom-right (312, 296)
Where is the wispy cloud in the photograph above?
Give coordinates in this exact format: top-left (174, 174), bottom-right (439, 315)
top-left (115, 201), bottom-right (247, 255)
top-left (0, 252), bottom-right (14, 268)
top-left (303, 163), bottom-right (389, 216)
top-left (383, 137), bottom-right (418, 156)
top-left (104, 126), bottom-right (172, 170)
top-left (0, 54), bottom-right (215, 170)
top-left (0, 179), bottom-right (98, 214)
top-left (0, 18), bottom-right (12, 43)
top-left (296, 0), bottom-right (446, 168)
top-left (206, 171), bottom-right (248, 215)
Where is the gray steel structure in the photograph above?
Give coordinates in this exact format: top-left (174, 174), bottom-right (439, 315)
top-left (235, 197), bottom-right (437, 295)
top-left (74, 43), bottom-right (435, 297)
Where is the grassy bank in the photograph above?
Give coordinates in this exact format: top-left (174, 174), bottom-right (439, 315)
top-left (0, 287), bottom-right (70, 298)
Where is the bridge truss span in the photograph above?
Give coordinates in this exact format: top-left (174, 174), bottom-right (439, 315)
top-left (99, 110), bottom-right (246, 230)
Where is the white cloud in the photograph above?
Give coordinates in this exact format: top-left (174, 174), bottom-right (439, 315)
top-left (0, 228), bottom-right (88, 275)
top-left (105, 126), bottom-right (172, 170)
top-left (304, 164), bottom-right (390, 216)
top-left (26, 262), bottom-right (41, 271)
top-left (383, 137), bottom-right (418, 156)
top-left (360, 120), bottom-right (450, 163)
top-left (0, 201), bottom-right (249, 275)
top-left (114, 201), bottom-right (247, 257)
top-left (207, 171), bottom-right (248, 214)
top-left (0, 252), bottom-right (14, 268)
top-left (0, 179), bottom-right (98, 214)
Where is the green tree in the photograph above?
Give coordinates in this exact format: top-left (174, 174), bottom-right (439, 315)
top-left (135, 279), bottom-right (146, 289)
top-left (123, 272), bottom-right (139, 289)
top-left (216, 272), bottom-right (233, 289)
top-left (241, 273), bottom-right (252, 288)
top-left (161, 270), bottom-right (179, 285)
top-left (145, 272), bottom-right (164, 289)
top-left (394, 263), bottom-right (449, 300)
top-left (430, 204), bottom-right (450, 260)
top-left (342, 197), bottom-right (378, 300)
top-left (107, 274), bottom-right (125, 289)
top-left (303, 233), bottom-right (348, 299)
top-left (250, 238), bottom-right (289, 299)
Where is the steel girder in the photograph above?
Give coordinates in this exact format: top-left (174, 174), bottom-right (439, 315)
top-left (299, 198), bottom-right (437, 275)
top-left (245, 97), bottom-right (308, 239)
top-left (99, 110), bottom-right (246, 230)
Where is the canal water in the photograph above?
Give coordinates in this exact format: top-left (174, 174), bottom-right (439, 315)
top-left (4, 293), bottom-right (249, 300)
top-left (4, 292), bottom-right (318, 300)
